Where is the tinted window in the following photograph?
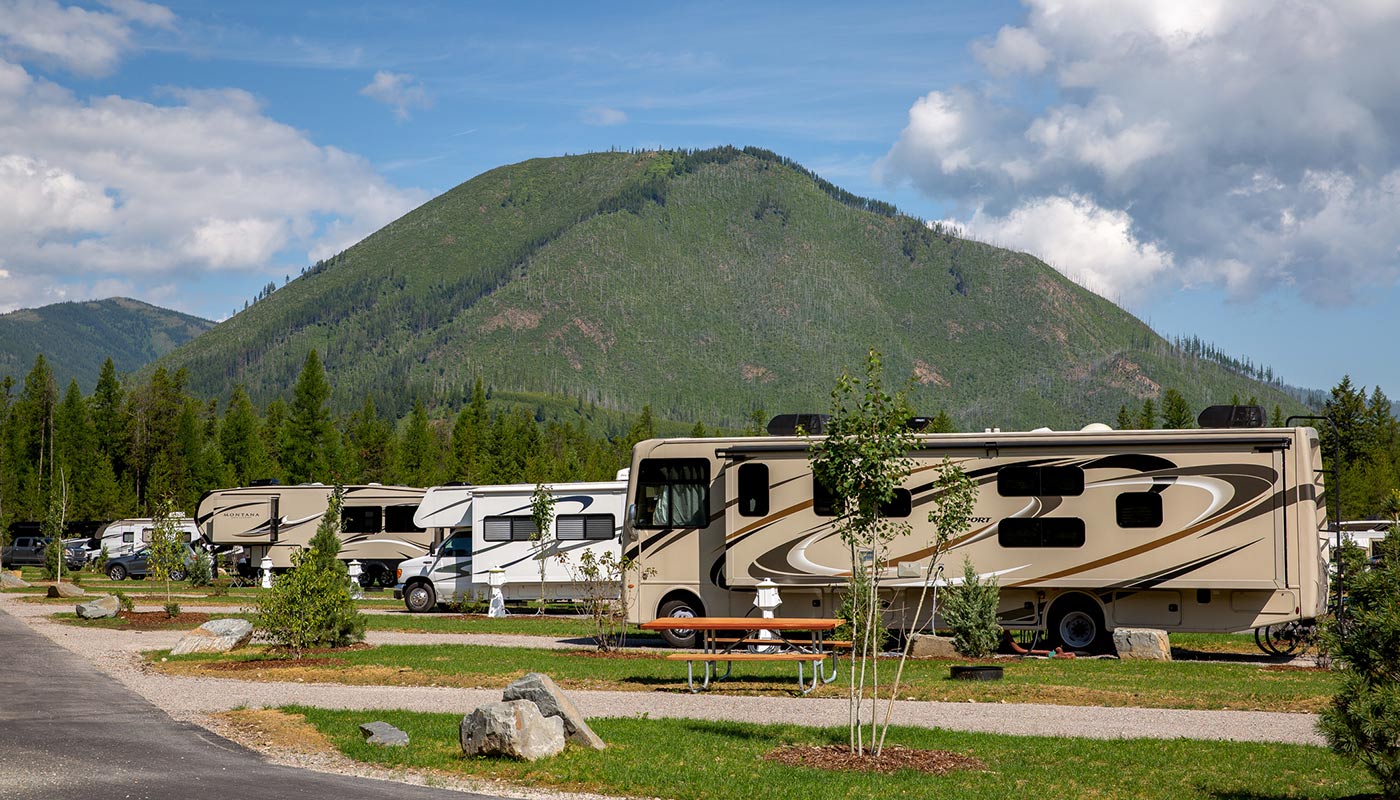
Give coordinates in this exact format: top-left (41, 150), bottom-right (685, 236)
top-left (998, 517), bottom-right (1086, 547)
top-left (814, 478), bottom-right (909, 518)
top-left (384, 504), bottom-right (425, 533)
top-left (482, 517), bottom-right (537, 542)
top-left (342, 506), bottom-right (381, 534)
top-left (556, 514), bottom-right (616, 541)
top-left (737, 463), bottom-right (769, 517)
top-left (1116, 492), bottom-right (1163, 528)
top-left (997, 466), bottom-right (1085, 497)
top-left (634, 459), bottom-right (710, 528)
top-left (439, 535), bottom-right (471, 557)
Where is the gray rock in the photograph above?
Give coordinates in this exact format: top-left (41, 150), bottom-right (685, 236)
top-left (503, 672), bottom-right (605, 750)
top-left (1112, 628), bottom-right (1172, 661)
top-left (908, 633), bottom-right (959, 659)
top-left (359, 721), bottom-right (409, 747)
top-left (460, 700), bottom-right (565, 761)
top-left (46, 583), bottom-right (85, 598)
top-left (76, 594), bottom-right (120, 619)
top-left (0, 572), bottom-right (30, 589)
top-left (170, 618), bottom-right (255, 656)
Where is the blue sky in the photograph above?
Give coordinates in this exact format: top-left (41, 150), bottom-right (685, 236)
top-left (1, 0), bottom-right (1397, 398)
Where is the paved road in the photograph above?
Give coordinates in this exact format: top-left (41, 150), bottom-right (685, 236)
top-left (0, 609), bottom-right (496, 800)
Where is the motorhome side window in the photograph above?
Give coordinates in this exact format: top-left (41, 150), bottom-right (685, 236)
top-left (483, 517), bottom-right (538, 542)
top-left (634, 459), bottom-right (709, 528)
top-left (342, 506), bottom-right (381, 533)
top-left (556, 514), bottom-right (616, 541)
top-left (737, 463), bottom-right (769, 517)
top-left (813, 477), bottom-right (911, 518)
top-left (1116, 492), bottom-right (1163, 528)
top-left (998, 517), bottom-right (1086, 547)
top-left (997, 466), bottom-right (1085, 496)
top-left (384, 504), bottom-right (425, 533)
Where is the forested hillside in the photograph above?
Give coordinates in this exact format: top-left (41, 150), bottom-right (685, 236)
top-left (153, 147), bottom-right (1303, 431)
top-left (0, 298), bottom-right (210, 392)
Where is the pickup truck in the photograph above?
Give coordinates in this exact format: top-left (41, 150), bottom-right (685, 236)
top-left (1, 535), bottom-right (51, 567)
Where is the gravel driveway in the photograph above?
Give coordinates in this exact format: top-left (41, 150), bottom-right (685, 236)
top-left (0, 593), bottom-right (1326, 746)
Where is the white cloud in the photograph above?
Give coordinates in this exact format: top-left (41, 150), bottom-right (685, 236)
top-left (879, 0), bottom-right (1400, 307)
top-left (0, 47), bottom-right (425, 311)
top-left (359, 70), bottom-right (431, 120)
top-left (580, 105), bottom-right (627, 126)
top-left (962, 195), bottom-right (1174, 303)
top-left (0, 0), bottom-right (171, 76)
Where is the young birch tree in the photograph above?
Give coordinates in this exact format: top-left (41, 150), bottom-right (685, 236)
top-left (808, 349), bottom-right (916, 756)
top-left (147, 495), bottom-right (187, 612)
top-left (530, 483), bottom-right (556, 615)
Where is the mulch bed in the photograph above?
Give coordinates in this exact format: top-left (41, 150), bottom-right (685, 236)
top-left (117, 611), bottom-right (211, 629)
top-left (763, 744), bottom-right (985, 775)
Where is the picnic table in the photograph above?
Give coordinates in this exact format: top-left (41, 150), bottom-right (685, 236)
top-left (640, 616), bottom-right (843, 694)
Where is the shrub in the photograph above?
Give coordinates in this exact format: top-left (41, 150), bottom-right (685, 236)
top-left (114, 590), bottom-right (134, 612)
top-left (163, 601), bottom-right (181, 618)
top-left (1319, 525), bottom-right (1400, 797)
top-left (559, 549), bottom-right (651, 651)
top-left (255, 486), bottom-right (364, 656)
top-left (186, 549), bottom-right (212, 587)
top-left (943, 556), bottom-right (1002, 659)
top-left (42, 537), bottom-right (64, 581)
top-left (92, 545), bottom-right (110, 573)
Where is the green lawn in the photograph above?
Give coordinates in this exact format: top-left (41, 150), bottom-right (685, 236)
top-left (284, 707), bottom-right (1374, 800)
top-left (160, 643), bottom-right (1336, 711)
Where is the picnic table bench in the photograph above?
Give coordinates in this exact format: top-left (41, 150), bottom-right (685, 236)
top-left (640, 616), bottom-right (842, 694)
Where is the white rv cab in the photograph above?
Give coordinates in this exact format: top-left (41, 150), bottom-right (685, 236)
top-left (97, 516), bottom-right (197, 559)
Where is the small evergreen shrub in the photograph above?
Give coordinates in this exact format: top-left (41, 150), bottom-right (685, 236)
top-left (943, 556), bottom-right (1002, 659)
top-left (1319, 525), bottom-right (1400, 797)
top-left (163, 601), bottom-right (181, 618)
top-left (255, 486), bottom-right (365, 656)
top-left (114, 590), bottom-right (134, 612)
top-left (92, 545), bottom-right (110, 573)
top-left (186, 550), bottom-right (212, 587)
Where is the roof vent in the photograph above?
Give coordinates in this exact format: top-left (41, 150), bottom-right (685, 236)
top-left (1080, 423), bottom-right (1112, 432)
top-left (1197, 405), bottom-right (1266, 429)
top-left (249, 478), bottom-right (280, 487)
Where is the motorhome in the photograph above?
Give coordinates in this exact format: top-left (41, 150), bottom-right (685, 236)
top-left (196, 483), bottom-right (428, 586)
top-left (394, 480), bottom-right (627, 612)
top-left (624, 416), bottom-right (1330, 650)
top-left (1326, 519), bottom-right (1396, 563)
top-left (96, 516), bottom-right (198, 559)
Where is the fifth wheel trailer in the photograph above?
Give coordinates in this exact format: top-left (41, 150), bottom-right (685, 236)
top-left (196, 483), bottom-right (429, 586)
top-left (624, 421), bottom-right (1329, 650)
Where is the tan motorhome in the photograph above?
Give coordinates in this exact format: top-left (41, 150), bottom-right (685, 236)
top-left (196, 483), bottom-right (429, 587)
top-left (624, 421), bottom-right (1329, 650)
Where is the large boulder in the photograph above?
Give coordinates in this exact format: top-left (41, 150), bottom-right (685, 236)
top-left (76, 594), bottom-right (120, 619)
top-left (359, 721), bottom-right (409, 747)
top-left (170, 618), bottom-right (255, 656)
top-left (503, 672), bottom-right (605, 750)
top-left (460, 700), bottom-right (565, 761)
top-left (46, 583), bottom-right (85, 598)
top-left (1112, 628), bottom-right (1172, 661)
top-left (908, 633), bottom-right (960, 659)
top-left (0, 572), bottom-right (29, 589)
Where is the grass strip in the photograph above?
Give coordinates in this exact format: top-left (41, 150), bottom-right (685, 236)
top-left (280, 706), bottom-right (1372, 800)
top-left (160, 642), bottom-right (1336, 711)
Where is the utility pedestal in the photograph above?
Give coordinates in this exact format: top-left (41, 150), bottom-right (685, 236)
top-left (259, 556), bottom-right (274, 589)
top-left (347, 560), bottom-right (364, 600)
top-left (487, 567), bottom-right (508, 618)
top-left (754, 579), bottom-right (782, 652)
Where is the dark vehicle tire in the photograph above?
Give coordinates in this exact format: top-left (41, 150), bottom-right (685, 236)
top-left (404, 582), bottom-right (437, 614)
top-left (1047, 596), bottom-right (1108, 653)
top-left (357, 564), bottom-right (380, 589)
top-left (170, 569), bottom-right (187, 582)
top-left (107, 564), bottom-right (127, 581)
top-left (658, 597), bottom-right (703, 649)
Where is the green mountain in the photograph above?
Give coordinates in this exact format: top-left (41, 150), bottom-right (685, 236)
top-left (154, 147), bottom-right (1305, 430)
top-left (0, 297), bottom-right (212, 391)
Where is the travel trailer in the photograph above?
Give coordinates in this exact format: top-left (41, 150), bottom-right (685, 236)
top-left (624, 417), bottom-right (1330, 650)
top-left (196, 483), bottom-right (428, 586)
top-left (97, 516), bottom-right (198, 559)
top-left (1326, 519), bottom-right (1395, 562)
top-left (395, 480), bottom-right (627, 612)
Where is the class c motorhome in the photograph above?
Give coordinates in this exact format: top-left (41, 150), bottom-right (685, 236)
top-left (196, 483), bottom-right (429, 587)
top-left (97, 516), bottom-right (198, 559)
top-left (624, 416), bottom-right (1330, 650)
top-left (395, 479), bottom-right (627, 612)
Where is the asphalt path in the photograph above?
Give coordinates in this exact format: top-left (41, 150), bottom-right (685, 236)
top-left (0, 609), bottom-right (497, 800)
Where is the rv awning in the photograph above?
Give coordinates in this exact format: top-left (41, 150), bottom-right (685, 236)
top-left (413, 486), bottom-right (474, 528)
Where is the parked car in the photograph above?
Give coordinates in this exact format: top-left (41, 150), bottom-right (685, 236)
top-left (105, 545), bottom-right (195, 581)
top-left (1, 535), bottom-right (51, 567)
top-left (63, 537), bottom-right (100, 570)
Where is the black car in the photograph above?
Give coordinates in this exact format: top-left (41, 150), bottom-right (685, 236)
top-left (106, 545), bottom-right (194, 581)
top-left (1, 535), bottom-right (51, 567)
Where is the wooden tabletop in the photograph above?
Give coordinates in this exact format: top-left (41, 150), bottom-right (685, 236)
top-left (640, 617), bottom-right (841, 632)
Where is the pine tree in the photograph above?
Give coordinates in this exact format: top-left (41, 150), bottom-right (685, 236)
top-left (1115, 404), bottom-right (1135, 430)
top-left (396, 399), bottom-right (434, 485)
top-left (1161, 389), bottom-right (1193, 429)
top-left (1320, 525), bottom-right (1400, 797)
top-left (221, 386), bottom-right (269, 485)
top-left (284, 350), bottom-right (334, 483)
top-left (1137, 398), bottom-right (1157, 430)
top-left (347, 396), bottom-right (394, 483)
